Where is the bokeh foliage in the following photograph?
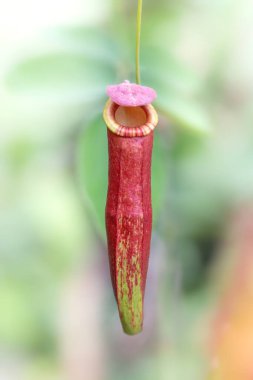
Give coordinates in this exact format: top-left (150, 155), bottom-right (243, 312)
top-left (2, 0), bottom-right (253, 378)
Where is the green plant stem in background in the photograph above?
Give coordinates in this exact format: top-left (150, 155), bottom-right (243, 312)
top-left (136, 0), bottom-right (143, 84)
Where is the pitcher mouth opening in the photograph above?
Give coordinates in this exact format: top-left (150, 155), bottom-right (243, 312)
top-left (103, 99), bottom-right (158, 137)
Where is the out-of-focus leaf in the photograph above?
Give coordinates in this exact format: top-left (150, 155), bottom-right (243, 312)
top-left (0, 278), bottom-right (56, 349)
top-left (6, 52), bottom-right (116, 102)
top-left (170, 127), bottom-right (253, 239)
top-left (156, 95), bottom-right (211, 133)
top-left (142, 46), bottom-right (200, 95)
top-left (77, 115), bottom-right (168, 238)
top-left (51, 26), bottom-right (121, 65)
top-left (77, 115), bottom-right (108, 238)
top-left (140, 45), bottom-right (211, 133)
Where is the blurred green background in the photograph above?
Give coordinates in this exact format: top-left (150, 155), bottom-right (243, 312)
top-left (1, 0), bottom-right (253, 379)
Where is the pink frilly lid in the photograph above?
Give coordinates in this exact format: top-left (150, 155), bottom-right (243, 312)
top-left (107, 80), bottom-right (157, 107)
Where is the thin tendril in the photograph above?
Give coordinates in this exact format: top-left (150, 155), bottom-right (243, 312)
top-left (136, 0), bottom-right (142, 84)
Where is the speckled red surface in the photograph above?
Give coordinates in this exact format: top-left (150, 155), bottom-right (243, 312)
top-left (105, 129), bottom-right (153, 333)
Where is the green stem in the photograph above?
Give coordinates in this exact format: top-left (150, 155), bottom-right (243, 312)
top-left (136, 0), bottom-right (143, 84)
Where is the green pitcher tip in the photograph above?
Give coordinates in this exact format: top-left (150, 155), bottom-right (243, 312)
top-left (120, 315), bottom-right (143, 335)
top-left (117, 285), bottom-right (143, 336)
top-left (118, 299), bottom-right (143, 335)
